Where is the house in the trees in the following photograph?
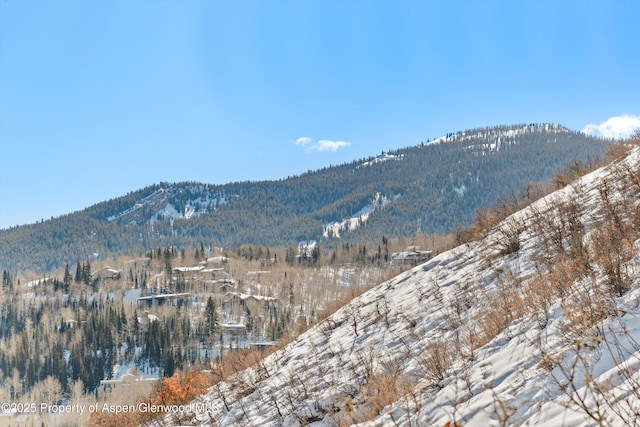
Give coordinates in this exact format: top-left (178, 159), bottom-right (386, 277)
top-left (100, 371), bottom-right (157, 394)
top-left (172, 266), bottom-right (204, 279)
top-left (200, 256), bottom-right (228, 267)
top-left (218, 322), bottom-right (247, 337)
top-left (216, 278), bottom-right (236, 294)
top-left (391, 248), bottom-right (433, 267)
top-left (136, 292), bottom-right (192, 309)
top-left (223, 292), bottom-right (277, 309)
top-left (222, 292), bottom-right (279, 334)
top-left (92, 267), bottom-right (122, 281)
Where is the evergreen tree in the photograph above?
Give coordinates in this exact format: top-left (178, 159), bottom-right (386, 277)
top-left (75, 261), bottom-right (82, 284)
top-left (2, 270), bottom-right (13, 289)
top-left (82, 260), bottom-right (92, 285)
top-left (63, 263), bottom-right (72, 292)
top-left (205, 297), bottom-right (217, 335)
top-left (246, 308), bottom-right (254, 334)
top-left (311, 244), bottom-right (321, 265)
top-left (163, 349), bottom-right (176, 377)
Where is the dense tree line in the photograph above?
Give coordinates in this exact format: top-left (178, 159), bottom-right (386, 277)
top-left (0, 277), bottom-right (204, 397)
top-left (0, 124), bottom-right (611, 273)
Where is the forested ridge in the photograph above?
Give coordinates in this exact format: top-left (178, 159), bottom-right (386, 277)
top-left (0, 123), bottom-right (610, 273)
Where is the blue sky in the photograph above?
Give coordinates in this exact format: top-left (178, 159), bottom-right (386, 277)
top-left (1, 0), bottom-right (639, 229)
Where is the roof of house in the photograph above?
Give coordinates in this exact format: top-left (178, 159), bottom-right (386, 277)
top-left (136, 292), bottom-right (192, 301)
top-left (391, 250), bottom-right (433, 261)
top-left (92, 267), bottom-right (121, 277)
top-left (173, 266), bottom-right (204, 273)
top-left (225, 292), bottom-right (277, 302)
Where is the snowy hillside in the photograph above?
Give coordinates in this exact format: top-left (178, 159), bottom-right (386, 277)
top-left (106, 184), bottom-right (228, 226)
top-left (428, 123), bottom-right (571, 150)
top-left (323, 193), bottom-right (393, 238)
top-left (163, 145), bottom-right (640, 427)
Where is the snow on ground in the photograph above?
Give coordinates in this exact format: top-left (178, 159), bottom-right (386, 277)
top-left (107, 184), bottom-right (228, 226)
top-left (357, 153), bottom-right (404, 168)
top-left (427, 123), bottom-right (568, 148)
top-left (323, 193), bottom-right (390, 238)
top-left (169, 148), bottom-right (640, 427)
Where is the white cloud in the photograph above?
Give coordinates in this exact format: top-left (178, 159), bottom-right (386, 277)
top-left (295, 137), bottom-right (313, 148)
top-left (582, 114), bottom-right (640, 140)
top-left (295, 137), bottom-right (351, 153)
top-left (316, 140), bottom-right (351, 152)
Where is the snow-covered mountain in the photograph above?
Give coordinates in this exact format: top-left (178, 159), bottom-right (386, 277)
top-left (0, 123), bottom-right (611, 274)
top-left (171, 146), bottom-right (640, 426)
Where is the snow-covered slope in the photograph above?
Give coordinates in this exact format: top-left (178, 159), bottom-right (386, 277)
top-left (323, 193), bottom-right (392, 238)
top-left (428, 123), bottom-right (570, 149)
top-left (173, 148), bottom-right (640, 426)
top-left (357, 153), bottom-right (404, 168)
top-left (106, 184), bottom-right (227, 225)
